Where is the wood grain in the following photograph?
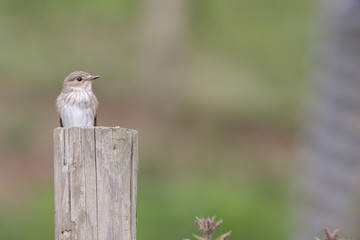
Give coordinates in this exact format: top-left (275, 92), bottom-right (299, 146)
top-left (54, 127), bottom-right (138, 240)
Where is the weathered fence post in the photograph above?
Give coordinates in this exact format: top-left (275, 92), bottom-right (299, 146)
top-left (54, 127), bottom-right (138, 240)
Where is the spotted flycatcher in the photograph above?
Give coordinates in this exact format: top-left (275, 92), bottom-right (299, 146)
top-left (56, 71), bottom-right (100, 127)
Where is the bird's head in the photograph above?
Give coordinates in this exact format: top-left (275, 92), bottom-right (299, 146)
top-left (62, 71), bottom-right (100, 92)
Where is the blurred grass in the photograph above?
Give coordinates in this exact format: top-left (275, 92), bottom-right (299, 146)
top-left (0, 0), bottom-right (312, 239)
top-left (137, 174), bottom-right (289, 240)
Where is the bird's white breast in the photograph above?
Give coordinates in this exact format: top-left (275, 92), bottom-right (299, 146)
top-left (57, 90), bottom-right (97, 127)
top-left (62, 105), bottom-right (94, 127)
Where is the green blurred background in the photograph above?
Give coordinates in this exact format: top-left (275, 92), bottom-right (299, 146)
top-left (0, 0), bottom-right (312, 239)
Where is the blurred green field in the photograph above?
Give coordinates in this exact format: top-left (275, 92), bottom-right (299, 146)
top-left (0, 0), bottom-right (312, 239)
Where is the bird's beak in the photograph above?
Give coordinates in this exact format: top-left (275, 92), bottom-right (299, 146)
top-left (91, 75), bottom-right (100, 80)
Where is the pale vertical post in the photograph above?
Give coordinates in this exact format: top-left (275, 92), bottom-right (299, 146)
top-left (293, 1), bottom-right (360, 239)
top-left (54, 127), bottom-right (138, 240)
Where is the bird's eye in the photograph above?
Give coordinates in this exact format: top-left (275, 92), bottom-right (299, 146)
top-left (77, 77), bottom-right (82, 81)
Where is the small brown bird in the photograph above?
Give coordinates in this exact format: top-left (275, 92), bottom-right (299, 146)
top-left (56, 71), bottom-right (100, 127)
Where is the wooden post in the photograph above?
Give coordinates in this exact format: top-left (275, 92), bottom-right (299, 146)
top-left (54, 127), bottom-right (138, 240)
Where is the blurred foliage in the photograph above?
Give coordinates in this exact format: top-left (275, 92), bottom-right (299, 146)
top-left (188, 0), bottom-right (311, 125)
top-left (0, 0), bottom-right (312, 240)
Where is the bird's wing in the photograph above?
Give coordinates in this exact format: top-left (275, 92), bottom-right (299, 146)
top-left (94, 115), bottom-right (97, 126)
top-left (60, 118), bottom-right (64, 127)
